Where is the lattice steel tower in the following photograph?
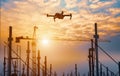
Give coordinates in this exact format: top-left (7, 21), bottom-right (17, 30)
top-left (32, 26), bottom-right (38, 76)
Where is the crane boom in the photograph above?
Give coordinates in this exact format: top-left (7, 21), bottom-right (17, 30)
top-left (51, 37), bottom-right (110, 42)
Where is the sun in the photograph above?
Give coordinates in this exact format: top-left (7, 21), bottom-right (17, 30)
top-left (42, 38), bottom-right (49, 45)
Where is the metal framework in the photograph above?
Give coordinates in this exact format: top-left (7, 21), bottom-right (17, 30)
top-left (32, 26), bottom-right (38, 76)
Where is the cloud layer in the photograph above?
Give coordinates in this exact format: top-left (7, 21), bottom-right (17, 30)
top-left (1, 0), bottom-right (120, 40)
top-left (0, 0), bottom-right (120, 74)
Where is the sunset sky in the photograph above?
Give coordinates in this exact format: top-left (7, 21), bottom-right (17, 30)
top-left (0, 0), bottom-right (120, 75)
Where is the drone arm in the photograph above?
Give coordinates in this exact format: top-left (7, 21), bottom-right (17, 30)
top-left (64, 14), bottom-right (72, 20)
top-left (47, 14), bottom-right (54, 17)
top-left (64, 15), bottom-right (71, 16)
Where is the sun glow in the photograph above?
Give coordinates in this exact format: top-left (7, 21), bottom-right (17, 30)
top-left (42, 38), bottom-right (49, 45)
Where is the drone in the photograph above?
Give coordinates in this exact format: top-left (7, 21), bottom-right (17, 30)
top-left (46, 11), bottom-right (72, 21)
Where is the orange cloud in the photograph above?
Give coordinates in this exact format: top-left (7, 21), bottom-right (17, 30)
top-left (89, 0), bottom-right (116, 9)
top-left (65, 0), bottom-right (77, 8)
top-left (109, 8), bottom-right (120, 15)
top-left (0, 0), bottom-right (120, 72)
top-left (1, 0), bottom-right (120, 41)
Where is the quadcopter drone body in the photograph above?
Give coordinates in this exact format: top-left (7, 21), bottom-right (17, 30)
top-left (47, 11), bottom-right (72, 21)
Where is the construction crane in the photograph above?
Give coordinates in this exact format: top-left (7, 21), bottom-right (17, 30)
top-left (51, 37), bottom-right (110, 42)
top-left (16, 36), bottom-right (32, 76)
top-left (16, 26), bottom-right (38, 76)
top-left (32, 26), bottom-right (38, 76)
top-left (16, 36), bottom-right (33, 42)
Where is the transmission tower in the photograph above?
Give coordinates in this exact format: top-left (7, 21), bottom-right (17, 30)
top-left (32, 26), bottom-right (38, 76)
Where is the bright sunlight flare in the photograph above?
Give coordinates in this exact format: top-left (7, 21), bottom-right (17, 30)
top-left (42, 38), bottom-right (49, 45)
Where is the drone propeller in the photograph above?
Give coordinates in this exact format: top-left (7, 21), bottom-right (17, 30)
top-left (70, 13), bottom-right (72, 20)
top-left (47, 14), bottom-right (49, 17)
top-left (46, 14), bottom-right (54, 17)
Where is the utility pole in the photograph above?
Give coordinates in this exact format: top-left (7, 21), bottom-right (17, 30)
top-left (88, 48), bottom-right (91, 76)
top-left (42, 66), bottom-right (45, 76)
top-left (8, 26), bottom-right (13, 76)
top-left (19, 46), bottom-right (22, 76)
top-left (106, 67), bottom-right (109, 76)
top-left (50, 64), bottom-right (52, 76)
top-left (94, 23), bottom-right (99, 76)
top-left (100, 64), bottom-right (102, 76)
top-left (54, 71), bottom-right (57, 76)
top-left (38, 50), bottom-right (40, 76)
top-left (88, 39), bottom-right (95, 76)
top-left (67, 73), bottom-right (69, 76)
top-left (27, 41), bottom-right (30, 76)
top-left (118, 62), bottom-right (120, 76)
top-left (44, 56), bottom-right (47, 76)
top-left (13, 61), bottom-right (17, 75)
top-left (75, 64), bottom-right (77, 76)
top-left (22, 64), bottom-right (25, 76)
top-left (3, 46), bottom-right (6, 76)
top-left (63, 72), bottom-right (65, 76)
top-left (91, 39), bottom-right (95, 76)
top-left (70, 72), bottom-right (73, 76)
top-left (103, 72), bottom-right (105, 76)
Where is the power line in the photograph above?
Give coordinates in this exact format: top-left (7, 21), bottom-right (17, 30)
top-left (93, 40), bottom-right (119, 75)
top-left (92, 41), bottom-right (118, 64)
top-left (4, 42), bottom-right (36, 74)
top-left (98, 45), bottom-right (118, 64)
top-left (29, 57), bottom-right (55, 76)
top-left (4, 37), bottom-right (119, 76)
top-left (92, 54), bottom-right (117, 76)
top-left (98, 61), bottom-right (117, 76)
top-left (4, 41), bottom-right (54, 76)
